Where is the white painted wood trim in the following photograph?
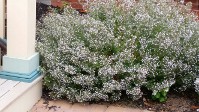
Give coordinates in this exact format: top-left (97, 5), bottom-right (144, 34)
top-left (0, 76), bottom-right (43, 112)
top-left (0, 0), bottom-right (5, 38)
top-left (0, 80), bottom-right (19, 98)
top-left (0, 78), bottom-right (6, 85)
top-left (7, 0), bottom-right (36, 58)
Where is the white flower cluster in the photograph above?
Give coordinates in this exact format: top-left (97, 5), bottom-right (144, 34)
top-left (151, 79), bottom-right (176, 95)
top-left (194, 78), bottom-right (199, 94)
top-left (37, 0), bottom-right (199, 102)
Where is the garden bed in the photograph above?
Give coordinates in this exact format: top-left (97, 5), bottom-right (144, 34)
top-left (36, 2), bottom-right (199, 112)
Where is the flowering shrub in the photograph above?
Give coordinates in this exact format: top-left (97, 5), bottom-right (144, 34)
top-left (37, 0), bottom-right (199, 102)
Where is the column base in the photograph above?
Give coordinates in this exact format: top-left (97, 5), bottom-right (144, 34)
top-left (0, 70), bottom-right (40, 83)
top-left (0, 52), bottom-right (40, 82)
top-left (3, 53), bottom-right (39, 74)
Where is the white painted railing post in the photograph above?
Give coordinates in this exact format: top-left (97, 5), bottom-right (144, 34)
top-left (0, 0), bottom-right (40, 82)
top-left (0, 0), bottom-right (5, 38)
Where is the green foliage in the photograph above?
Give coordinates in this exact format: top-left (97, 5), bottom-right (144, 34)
top-left (152, 88), bottom-right (168, 102)
top-left (37, 0), bottom-right (199, 102)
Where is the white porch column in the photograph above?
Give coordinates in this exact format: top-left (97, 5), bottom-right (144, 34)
top-left (7, 0), bottom-right (36, 58)
top-left (0, 0), bottom-right (40, 82)
top-left (0, 0), bottom-right (5, 38)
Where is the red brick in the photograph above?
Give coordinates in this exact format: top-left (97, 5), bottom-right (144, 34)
top-left (79, 0), bottom-right (87, 3)
top-left (192, 4), bottom-right (199, 10)
top-left (184, 0), bottom-right (198, 4)
top-left (65, 0), bottom-right (79, 3)
top-left (51, 0), bottom-right (84, 10)
top-left (70, 2), bottom-right (83, 9)
top-left (51, 0), bottom-right (64, 7)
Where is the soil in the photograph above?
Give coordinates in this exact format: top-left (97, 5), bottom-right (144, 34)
top-left (91, 89), bottom-right (199, 112)
top-left (42, 86), bottom-right (199, 112)
top-left (37, 3), bottom-right (199, 112)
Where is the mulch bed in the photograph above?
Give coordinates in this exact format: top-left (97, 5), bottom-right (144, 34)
top-left (36, 3), bottom-right (199, 112)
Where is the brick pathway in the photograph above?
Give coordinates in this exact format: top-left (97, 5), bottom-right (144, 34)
top-left (30, 99), bottom-right (152, 112)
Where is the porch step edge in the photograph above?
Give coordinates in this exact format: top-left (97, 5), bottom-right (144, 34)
top-left (0, 75), bottom-right (43, 112)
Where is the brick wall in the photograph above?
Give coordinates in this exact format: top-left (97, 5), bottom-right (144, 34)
top-left (51, 0), bottom-right (84, 9)
top-left (51, 0), bottom-right (87, 12)
top-left (51, 0), bottom-right (199, 16)
top-left (185, 0), bottom-right (199, 16)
